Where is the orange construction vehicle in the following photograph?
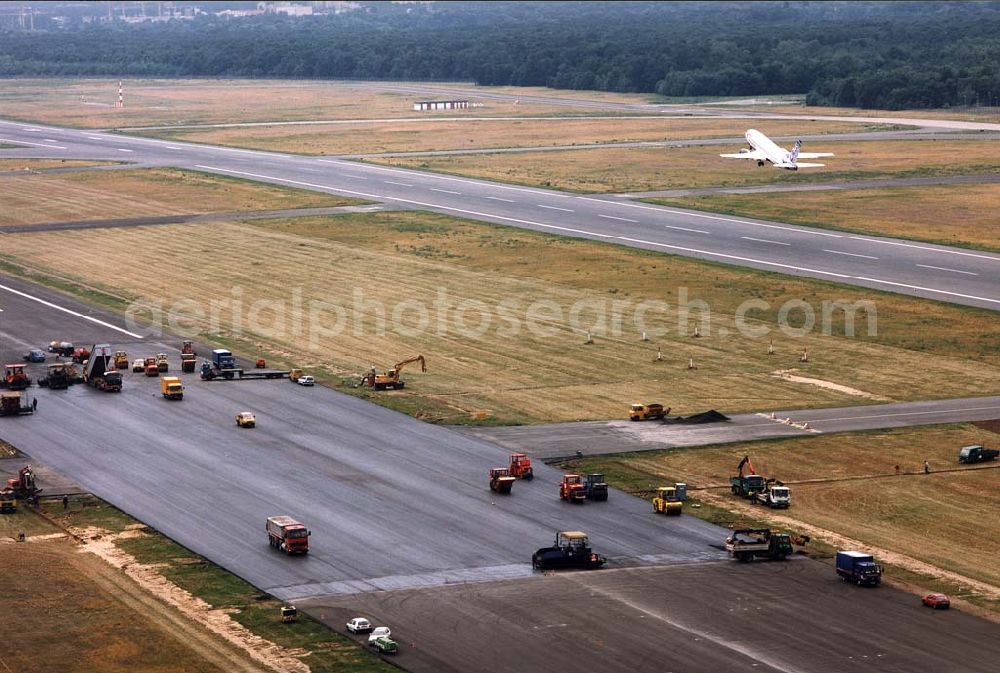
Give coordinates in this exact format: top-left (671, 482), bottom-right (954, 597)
top-left (71, 346), bottom-right (90, 363)
top-left (2, 364), bottom-right (31, 391)
top-left (364, 355), bottom-right (426, 390)
top-left (6, 465), bottom-right (40, 500)
top-left (144, 357), bottom-right (159, 377)
top-left (509, 453), bottom-right (534, 480)
top-left (559, 474), bottom-right (586, 503)
top-left (489, 468), bottom-right (515, 494)
top-left (181, 340), bottom-right (196, 356)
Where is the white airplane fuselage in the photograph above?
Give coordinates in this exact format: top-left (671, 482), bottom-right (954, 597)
top-left (720, 129), bottom-right (831, 169)
top-left (745, 129), bottom-right (800, 167)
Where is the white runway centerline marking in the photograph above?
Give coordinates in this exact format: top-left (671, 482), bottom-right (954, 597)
top-left (742, 236), bottom-right (790, 246)
top-left (823, 249), bottom-right (879, 260)
top-left (665, 225), bottom-right (710, 234)
top-left (116, 148), bottom-right (134, 153)
top-left (0, 283), bottom-right (144, 338)
top-left (849, 236), bottom-right (1000, 261)
top-left (598, 214), bottom-right (638, 223)
top-left (43, 139), bottom-right (58, 143)
top-left (0, 137), bottom-right (66, 149)
top-left (384, 180), bottom-right (413, 187)
top-left (854, 276), bottom-right (998, 305)
top-left (486, 196), bottom-right (515, 202)
top-left (916, 264), bottom-right (979, 276)
top-left (431, 188), bottom-right (461, 194)
top-left (164, 145), bottom-right (183, 150)
top-left (538, 204), bottom-right (574, 212)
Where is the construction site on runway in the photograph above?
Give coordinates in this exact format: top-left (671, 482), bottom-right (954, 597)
top-left (2, 79), bottom-right (1000, 673)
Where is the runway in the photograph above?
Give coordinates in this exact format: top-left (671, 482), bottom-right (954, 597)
top-left (1, 118), bottom-right (997, 311)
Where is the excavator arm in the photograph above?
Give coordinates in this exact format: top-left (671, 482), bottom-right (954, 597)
top-left (393, 355), bottom-right (426, 374)
top-left (737, 455), bottom-right (756, 478)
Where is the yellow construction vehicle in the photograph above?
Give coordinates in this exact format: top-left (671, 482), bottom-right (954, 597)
top-left (365, 355), bottom-right (426, 390)
top-left (652, 486), bottom-right (682, 515)
top-left (630, 403), bottom-right (668, 421)
top-left (0, 489), bottom-right (15, 514)
top-left (113, 350), bottom-right (129, 369)
top-left (156, 353), bottom-right (170, 372)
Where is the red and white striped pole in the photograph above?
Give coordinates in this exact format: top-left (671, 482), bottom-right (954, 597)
top-left (115, 80), bottom-right (124, 109)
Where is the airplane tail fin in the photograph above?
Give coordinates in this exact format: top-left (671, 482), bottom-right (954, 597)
top-left (789, 139), bottom-right (801, 164)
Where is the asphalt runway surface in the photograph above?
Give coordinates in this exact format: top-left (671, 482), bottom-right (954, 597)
top-left (303, 560), bottom-right (1000, 673)
top-left (461, 396), bottom-right (1000, 459)
top-left (2, 118), bottom-right (998, 310)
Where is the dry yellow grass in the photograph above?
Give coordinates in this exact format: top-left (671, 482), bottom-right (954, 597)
top-left (0, 167), bottom-right (361, 227)
top-left (656, 184), bottom-right (1000, 251)
top-left (372, 138), bottom-right (1000, 192)
top-left (737, 103), bottom-right (1000, 123)
top-left (139, 117), bottom-right (869, 155)
top-left (0, 79), bottom-right (632, 129)
top-left (0, 533), bottom-right (228, 673)
top-left (581, 423), bottom-right (1000, 590)
top-left (0, 158), bottom-right (117, 171)
top-left (3, 211), bottom-right (998, 424)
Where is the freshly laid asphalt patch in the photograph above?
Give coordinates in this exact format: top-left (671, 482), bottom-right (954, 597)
top-left (302, 559), bottom-right (1000, 673)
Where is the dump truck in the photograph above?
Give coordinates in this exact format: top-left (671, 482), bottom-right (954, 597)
top-left (629, 403), bottom-right (667, 421)
top-left (532, 531), bottom-right (606, 570)
top-left (266, 515), bottom-right (310, 554)
top-left (836, 551), bottom-right (883, 586)
top-left (958, 445), bottom-right (999, 464)
top-left (509, 453), bottom-right (534, 480)
top-left (652, 486), bottom-right (683, 515)
top-left (730, 455), bottom-right (767, 499)
top-left (559, 474), bottom-right (586, 503)
top-left (156, 353), bottom-right (169, 372)
top-left (1, 364), bottom-right (31, 390)
top-left (751, 480), bottom-right (791, 508)
top-left (144, 357), bottom-right (159, 377)
top-left (160, 376), bottom-right (184, 400)
top-left (725, 528), bottom-right (793, 562)
top-left (181, 352), bottom-right (197, 373)
top-left (113, 350), bottom-right (129, 369)
top-left (83, 345), bottom-right (122, 392)
top-left (0, 391), bottom-right (34, 416)
top-left (489, 467), bottom-right (515, 494)
top-left (6, 465), bottom-right (40, 500)
top-left (364, 355), bottom-right (426, 390)
top-left (583, 473), bottom-right (608, 501)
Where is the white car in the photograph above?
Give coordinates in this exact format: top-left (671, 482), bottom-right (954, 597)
top-left (346, 617), bottom-right (372, 634)
top-left (367, 626), bottom-right (391, 644)
top-left (297, 375), bottom-right (315, 386)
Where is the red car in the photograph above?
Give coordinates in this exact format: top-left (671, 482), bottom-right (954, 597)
top-left (922, 593), bottom-right (950, 609)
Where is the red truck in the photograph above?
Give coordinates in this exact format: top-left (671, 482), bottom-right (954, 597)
top-left (266, 516), bottom-right (310, 555)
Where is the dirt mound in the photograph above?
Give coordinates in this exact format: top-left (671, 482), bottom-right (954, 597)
top-left (663, 409), bottom-right (729, 425)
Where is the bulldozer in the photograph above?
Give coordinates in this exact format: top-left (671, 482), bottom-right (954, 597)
top-left (1, 364), bottom-right (31, 391)
top-left (509, 453), bottom-right (534, 480)
top-left (489, 467), bottom-right (515, 494)
top-left (652, 486), bottom-right (683, 515)
top-left (364, 355), bottom-right (426, 390)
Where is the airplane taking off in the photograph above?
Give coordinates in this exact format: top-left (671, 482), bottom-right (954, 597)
top-left (720, 129), bottom-right (834, 170)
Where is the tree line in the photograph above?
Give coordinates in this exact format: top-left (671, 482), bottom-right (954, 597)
top-left (0, 1), bottom-right (997, 110)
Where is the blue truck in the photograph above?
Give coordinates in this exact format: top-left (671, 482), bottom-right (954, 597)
top-left (836, 551), bottom-right (882, 586)
top-left (201, 349), bottom-right (290, 381)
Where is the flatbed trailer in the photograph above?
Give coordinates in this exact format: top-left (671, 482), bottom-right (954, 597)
top-left (200, 364), bottom-right (290, 381)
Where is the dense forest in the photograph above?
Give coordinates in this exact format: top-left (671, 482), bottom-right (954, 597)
top-left (1, 1), bottom-right (998, 110)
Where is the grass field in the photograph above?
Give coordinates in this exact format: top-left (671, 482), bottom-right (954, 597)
top-left (570, 422), bottom-right (1000, 607)
top-left (0, 79), bottom-right (651, 129)
top-left (729, 102), bottom-right (1000, 123)
top-left (652, 184), bottom-right (1000, 252)
top-left (371, 138), bottom-right (1000, 192)
top-left (0, 158), bottom-right (118, 171)
top-left (0, 167), bottom-right (362, 227)
top-left (3, 211), bottom-right (998, 425)
top-left (0, 511), bottom-right (232, 673)
top-left (135, 117), bottom-right (871, 155)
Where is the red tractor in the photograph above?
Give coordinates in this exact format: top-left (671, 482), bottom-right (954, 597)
top-left (559, 474), bottom-right (586, 503)
top-left (7, 465), bottom-right (40, 500)
top-left (71, 346), bottom-right (91, 363)
top-left (2, 364), bottom-right (31, 390)
top-left (509, 453), bottom-right (534, 480)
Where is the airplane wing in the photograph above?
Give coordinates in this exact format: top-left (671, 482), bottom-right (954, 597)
top-left (719, 150), bottom-right (768, 160)
top-left (795, 152), bottom-right (835, 159)
top-left (775, 162), bottom-right (826, 169)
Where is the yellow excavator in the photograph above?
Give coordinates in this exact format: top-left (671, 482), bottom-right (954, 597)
top-left (365, 355), bottom-right (426, 390)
